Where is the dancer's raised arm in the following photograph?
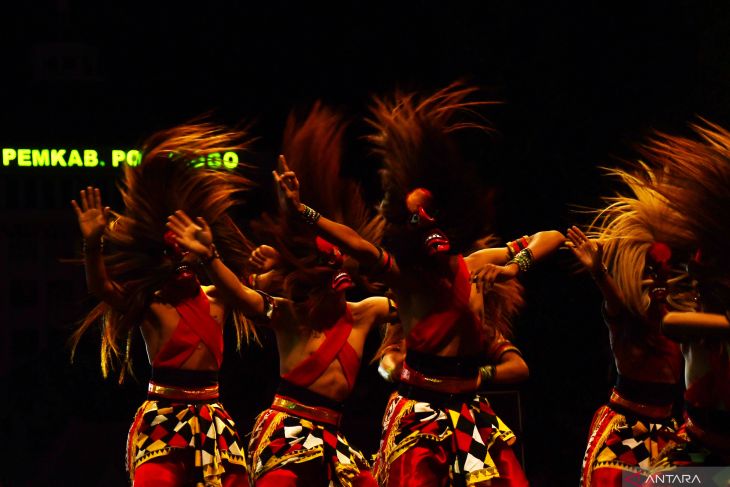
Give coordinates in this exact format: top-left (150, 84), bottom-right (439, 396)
top-left (273, 155), bottom-right (396, 277)
top-left (662, 311), bottom-right (730, 339)
top-left (167, 210), bottom-right (273, 319)
top-left (466, 230), bottom-right (566, 292)
top-left (566, 225), bottom-right (624, 316)
top-left (71, 187), bottom-right (125, 309)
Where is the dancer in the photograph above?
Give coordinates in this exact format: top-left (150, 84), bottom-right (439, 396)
top-left (70, 124), bottom-right (258, 487)
top-left (275, 83), bottom-right (565, 486)
top-left (169, 104), bottom-right (393, 487)
top-left (639, 121), bottom-right (730, 465)
top-left (375, 235), bottom-right (531, 386)
top-left (571, 164), bottom-right (697, 485)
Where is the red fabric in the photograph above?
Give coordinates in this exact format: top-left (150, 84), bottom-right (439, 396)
top-left (386, 443), bottom-right (526, 487)
top-left (386, 444), bottom-right (450, 487)
top-left (406, 256), bottom-right (481, 354)
top-left (281, 306), bottom-right (360, 389)
top-left (133, 457), bottom-right (187, 487)
top-left (587, 469), bottom-right (623, 487)
top-left (133, 454), bottom-right (248, 487)
top-left (255, 461), bottom-right (375, 487)
top-left (489, 443), bottom-right (529, 487)
top-left (153, 289), bottom-right (223, 369)
top-left (256, 468), bottom-right (306, 487)
top-left (581, 406), bottom-right (614, 487)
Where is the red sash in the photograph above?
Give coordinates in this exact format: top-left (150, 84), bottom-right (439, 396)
top-left (407, 256), bottom-right (481, 353)
top-left (152, 289), bottom-right (224, 369)
top-left (282, 306), bottom-right (361, 389)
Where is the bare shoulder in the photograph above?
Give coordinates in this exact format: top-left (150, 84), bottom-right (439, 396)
top-left (350, 296), bottom-right (390, 324)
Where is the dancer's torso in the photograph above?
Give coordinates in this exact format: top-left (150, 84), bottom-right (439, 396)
top-left (397, 254), bottom-right (483, 358)
top-left (605, 308), bottom-right (683, 386)
top-left (276, 301), bottom-right (374, 402)
top-left (140, 285), bottom-right (224, 371)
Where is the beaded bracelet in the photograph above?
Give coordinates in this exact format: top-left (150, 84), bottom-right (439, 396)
top-left (507, 247), bottom-right (534, 273)
top-left (299, 204), bottom-right (321, 225)
top-left (479, 364), bottom-right (496, 383)
top-left (199, 244), bottom-right (221, 265)
top-left (590, 263), bottom-right (608, 281)
top-left (506, 235), bottom-right (529, 259)
top-left (82, 238), bottom-right (104, 255)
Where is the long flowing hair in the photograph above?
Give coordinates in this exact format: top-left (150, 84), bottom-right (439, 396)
top-left (640, 120), bottom-right (730, 311)
top-left (253, 103), bottom-right (383, 329)
top-left (71, 122), bottom-right (258, 381)
top-left (366, 81), bottom-right (497, 260)
top-left (588, 163), bottom-right (694, 318)
top-left (472, 236), bottom-right (525, 342)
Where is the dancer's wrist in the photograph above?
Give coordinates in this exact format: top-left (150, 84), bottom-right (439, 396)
top-left (297, 204), bottom-right (321, 225)
top-left (199, 244), bottom-right (220, 265)
top-left (590, 262), bottom-right (608, 280)
top-left (83, 237), bottom-right (104, 254)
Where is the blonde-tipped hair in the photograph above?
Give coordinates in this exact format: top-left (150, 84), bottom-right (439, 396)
top-left (640, 120), bottom-right (730, 310)
top-left (589, 163), bottom-right (692, 317)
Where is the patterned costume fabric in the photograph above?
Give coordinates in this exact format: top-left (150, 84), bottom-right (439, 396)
top-left (666, 421), bottom-right (730, 466)
top-left (373, 392), bottom-right (517, 487)
top-left (248, 407), bottom-right (371, 487)
top-left (127, 398), bottom-right (247, 486)
top-left (580, 405), bottom-right (679, 486)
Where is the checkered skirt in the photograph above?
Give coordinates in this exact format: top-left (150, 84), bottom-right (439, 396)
top-left (580, 405), bottom-right (679, 486)
top-left (372, 392), bottom-right (516, 487)
top-left (127, 399), bottom-right (247, 486)
top-left (248, 408), bottom-right (371, 487)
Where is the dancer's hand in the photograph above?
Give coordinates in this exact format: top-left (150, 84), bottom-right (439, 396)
top-left (166, 210), bottom-right (214, 257)
top-left (273, 155), bottom-right (302, 212)
top-left (471, 262), bottom-right (519, 293)
top-left (378, 342), bottom-right (405, 383)
top-left (71, 186), bottom-right (110, 245)
top-left (249, 245), bottom-right (281, 272)
top-left (566, 225), bottom-right (603, 274)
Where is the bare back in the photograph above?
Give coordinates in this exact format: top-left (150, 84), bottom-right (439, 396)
top-left (273, 296), bottom-right (390, 402)
top-left (391, 255), bottom-right (481, 357)
top-left (140, 285), bottom-right (226, 371)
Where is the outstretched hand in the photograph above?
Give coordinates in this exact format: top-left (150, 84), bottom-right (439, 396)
top-left (272, 154), bottom-right (302, 212)
top-left (566, 225), bottom-right (603, 273)
top-left (249, 245), bottom-right (281, 272)
top-left (166, 210), bottom-right (214, 257)
top-left (71, 186), bottom-right (110, 244)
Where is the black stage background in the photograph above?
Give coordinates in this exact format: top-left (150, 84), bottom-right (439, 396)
top-left (2, 2), bottom-right (730, 486)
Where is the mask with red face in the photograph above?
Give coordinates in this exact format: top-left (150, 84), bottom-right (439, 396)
top-left (161, 230), bottom-right (198, 300)
top-left (315, 236), bottom-right (354, 292)
top-left (405, 188), bottom-right (450, 256)
top-left (646, 241), bottom-right (672, 304)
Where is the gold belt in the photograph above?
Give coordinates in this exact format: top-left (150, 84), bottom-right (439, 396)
top-left (271, 395), bottom-right (342, 426)
top-left (147, 381), bottom-right (219, 401)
